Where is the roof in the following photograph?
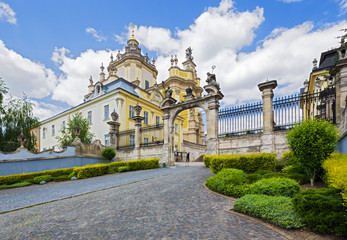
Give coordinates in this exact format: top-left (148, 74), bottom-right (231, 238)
top-left (315, 48), bottom-right (338, 71)
top-left (40, 78), bottom-right (139, 124)
top-left (85, 78), bottom-right (138, 102)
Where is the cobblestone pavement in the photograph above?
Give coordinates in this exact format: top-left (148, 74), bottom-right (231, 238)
top-left (0, 166), bottom-right (286, 240)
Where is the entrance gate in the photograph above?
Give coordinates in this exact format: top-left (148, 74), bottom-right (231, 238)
top-left (160, 73), bottom-right (223, 166)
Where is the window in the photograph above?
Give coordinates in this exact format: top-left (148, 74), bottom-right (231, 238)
top-left (145, 80), bottom-right (149, 89)
top-left (144, 111), bottom-right (149, 124)
top-left (105, 134), bottom-right (110, 146)
top-left (156, 116), bottom-right (160, 126)
top-left (175, 123), bottom-right (178, 134)
top-left (62, 121), bottom-right (66, 131)
top-left (88, 111), bottom-right (92, 124)
top-left (129, 105), bottom-right (135, 119)
top-left (34, 131), bottom-right (37, 141)
top-left (130, 135), bottom-right (135, 147)
top-left (175, 145), bottom-right (178, 153)
top-left (104, 105), bottom-right (109, 120)
top-left (43, 128), bottom-right (46, 139)
top-left (144, 138), bottom-right (148, 146)
top-left (52, 125), bottom-right (55, 136)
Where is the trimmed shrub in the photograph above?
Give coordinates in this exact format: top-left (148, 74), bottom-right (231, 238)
top-left (68, 171), bottom-right (76, 178)
top-left (292, 188), bottom-right (347, 236)
top-left (33, 175), bottom-right (52, 184)
top-left (323, 153), bottom-right (347, 207)
top-left (208, 153), bottom-right (277, 174)
top-left (52, 175), bottom-right (71, 182)
top-left (206, 168), bottom-right (251, 197)
top-left (234, 194), bottom-right (304, 229)
top-left (118, 166), bottom-right (130, 172)
top-left (275, 160), bottom-right (286, 172)
top-left (246, 170), bottom-right (287, 184)
top-left (0, 181), bottom-right (32, 190)
top-left (0, 167), bottom-right (74, 185)
top-left (102, 147), bottom-right (116, 160)
top-left (74, 164), bottom-right (109, 179)
top-left (287, 118), bottom-right (339, 186)
top-left (203, 155), bottom-right (212, 168)
top-left (250, 177), bottom-right (300, 198)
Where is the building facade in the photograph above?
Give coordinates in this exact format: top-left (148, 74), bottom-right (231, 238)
top-left (34, 31), bottom-right (204, 152)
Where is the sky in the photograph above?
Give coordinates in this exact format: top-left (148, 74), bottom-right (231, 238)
top-left (0, 0), bottom-right (347, 121)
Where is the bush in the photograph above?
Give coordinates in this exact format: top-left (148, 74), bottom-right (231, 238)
top-left (323, 153), bottom-right (347, 207)
top-left (52, 175), bottom-right (71, 182)
top-left (74, 164), bottom-right (109, 179)
top-left (292, 188), bottom-right (347, 236)
top-left (246, 170), bottom-right (287, 184)
top-left (203, 155), bottom-right (212, 168)
top-left (33, 175), bottom-right (52, 184)
top-left (275, 160), bottom-right (286, 172)
top-left (0, 167), bottom-right (74, 185)
top-left (206, 168), bottom-right (251, 197)
top-left (250, 177), bottom-right (300, 198)
top-left (208, 153), bottom-right (277, 174)
top-left (118, 166), bottom-right (130, 172)
top-left (287, 119), bottom-right (339, 186)
top-left (234, 194), bottom-right (304, 229)
top-left (102, 147), bottom-right (116, 160)
top-left (0, 181), bottom-right (32, 190)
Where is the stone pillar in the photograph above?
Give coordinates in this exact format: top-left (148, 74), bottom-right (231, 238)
top-left (133, 104), bottom-right (144, 159)
top-left (206, 97), bottom-right (220, 155)
top-left (336, 67), bottom-right (347, 126)
top-left (107, 110), bottom-right (120, 149)
top-left (258, 80), bottom-right (277, 133)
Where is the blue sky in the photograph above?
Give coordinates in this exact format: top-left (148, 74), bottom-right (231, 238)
top-left (0, 0), bottom-right (346, 120)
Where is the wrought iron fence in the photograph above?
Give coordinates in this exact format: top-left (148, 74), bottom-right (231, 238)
top-left (274, 86), bottom-right (336, 130)
top-left (218, 101), bottom-right (263, 137)
top-left (117, 129), bottom-right (135, 150)
top-left (218, 86), bottom-right (336, 136)
top-left (140, 124), bottom-right (164, 147)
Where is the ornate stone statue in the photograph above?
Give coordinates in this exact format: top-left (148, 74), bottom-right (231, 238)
top-left (165, 86), bottom-right (173, 98)
top-left (134, 103), bottom-right (142, 116)
top-left (185, 47), bottom-right (193, 61)
top-left (89, 76), bottom-right (93, 86)
top-left (206, 72), bottom-right (220, 90)
top-left (111, 109), bottom-right (119, 122)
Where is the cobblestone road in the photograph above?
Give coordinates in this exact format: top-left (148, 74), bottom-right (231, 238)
top-left (0, 165), bottom-right (286, 239)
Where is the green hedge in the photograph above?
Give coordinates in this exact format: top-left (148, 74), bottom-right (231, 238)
top-left (208, 153), bottom-right (277, 174)
top-left (292, 188), bottom-right (347, 236)
top-left (0, 167), bottom-right (74, 185)
top-left (33, 175), bottom-right (52, 184)
top-left (118, 166), bottom-right (130, 172)
top-left (234, 194), bottom-right (305, 229)
top-left (206, 168), bottom-right (252, 198)
top-left (0, 158), bottom-right (160, 185)
top-left (250, 177), bottom-right (300, 198)
top-left (203, 155), bottom-right (212, 168)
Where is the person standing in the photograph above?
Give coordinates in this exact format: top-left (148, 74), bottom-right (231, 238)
top-left (186, 152), bottom-right (190, 167)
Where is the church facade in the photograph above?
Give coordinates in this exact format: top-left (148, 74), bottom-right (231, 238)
top-left (34, 31), bottom-right (205, 152)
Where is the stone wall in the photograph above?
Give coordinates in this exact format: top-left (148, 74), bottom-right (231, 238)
top-left (218, 130), bottom-right (288, 158)
top-left (181, 140), bottom-right (207, 162)
top-left (116, 145), bottom-right (164, 162)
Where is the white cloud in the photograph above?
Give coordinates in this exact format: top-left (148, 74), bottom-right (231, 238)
top-left (86, 27), bottom-right (107, 42)
top-left (48, 0), bottom-right (346, 109)
top-left (0, 1), bottom-right (16, 24)
top-left (0, 40), bottom-right (57, 98)
top-left (31, 100), bottom-right (65, 121)
top-left (51, 47), bottom-right (117, 105)
top-left (339, 0), bottom-right (347, 14)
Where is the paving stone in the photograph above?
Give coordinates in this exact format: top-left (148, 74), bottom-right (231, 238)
top-left (0, 166), bottom-right (286, 239)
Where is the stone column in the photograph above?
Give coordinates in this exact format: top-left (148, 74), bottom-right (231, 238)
top-left (336, 67), bottom-right (347, 126)
top-left (107, 110), bottom-right (120, 149)
top-left (206, 97), bottom-right (220, 155)
top-left (258, 80), bottom-right (277, 133)
top-left (133, 104), bottom-right (144, 159)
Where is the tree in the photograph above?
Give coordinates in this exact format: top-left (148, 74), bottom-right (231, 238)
top-left (57, 113), bottom-right (94, 148)
top-left (0, 94), bottom-right (39, 152)
top-left (287, 118), bottom-right (339, 186)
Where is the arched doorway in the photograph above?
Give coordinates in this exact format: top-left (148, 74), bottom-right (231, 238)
top-left (160, 73), bottom-right (223, 166)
